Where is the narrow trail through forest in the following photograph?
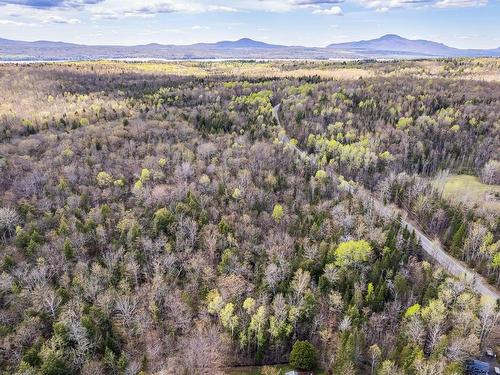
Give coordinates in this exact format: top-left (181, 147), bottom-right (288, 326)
top-left (273, 104), bottom-right (500, 300)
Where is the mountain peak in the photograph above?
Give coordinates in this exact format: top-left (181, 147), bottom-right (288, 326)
top-left (379, 34), bottom-right (405, 40)
top-left (213, 38), bottom-right (280, 49)
top-left (327, 34), bottom-right (461, 56)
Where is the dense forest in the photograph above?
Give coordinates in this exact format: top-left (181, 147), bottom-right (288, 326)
top-left (0, 59), bottom-right (498, 375)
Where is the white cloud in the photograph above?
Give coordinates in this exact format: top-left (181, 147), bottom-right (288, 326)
top-left (89, 0), bottom-right (238, 19)
top-left (312, 5), bottom-right (343, 13)
top-left (41, 15), bottom-right (81, 23)
top-left (356, 0), bottom-right (487, 10)
top-left (206, 4), bottom-right (238, 12)
top-left (192, 25), bottom-right (211, 30)
top-left (0, 0), bottom-right (104, 10)
top-left (0, 5), bottom-right (82, 25)
top-left (0, 0), bottom-right (491, 26)
top-left (247, 0), bottom-right (344, 12)
top-left (0, 18), bottom-right (34, 25)
top-left (434, 0), bottom-right (486, 7)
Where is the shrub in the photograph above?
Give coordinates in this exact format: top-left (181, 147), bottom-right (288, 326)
top-left (315, 169), bottom-right (328, 181)
top-left (272, 204), bottom-right (284, 223)
top-left (96, 171), bottom-right (113, 188)
top-left (153, 208), bottom-right (175, 235)
top-left (40, 350), bottom-right (70, 375)
top-left (396, 117), bottom-right (412, 129)
top-left (289, 340), bottom-right (317, 370)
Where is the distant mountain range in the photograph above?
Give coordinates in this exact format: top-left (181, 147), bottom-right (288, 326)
top-left (327, 34), bottom-right (499, 57)
top-left (1, 34), bottom-right (498, 61)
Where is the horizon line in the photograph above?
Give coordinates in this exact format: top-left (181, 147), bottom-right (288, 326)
top-left (2, 33), bottom-right (498, 51)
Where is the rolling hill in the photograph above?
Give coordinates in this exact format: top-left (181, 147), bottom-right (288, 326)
top-left (327, 34), bottom-right (498, 57)
top-left (0, 35), bottom-right (498, 61)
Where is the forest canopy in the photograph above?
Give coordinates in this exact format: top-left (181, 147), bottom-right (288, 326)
top-left (0, 59), bottom-right (498, 375)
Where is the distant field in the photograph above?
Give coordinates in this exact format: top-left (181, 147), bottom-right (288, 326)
top-left (440, 174), bottom-right (500, 211)
top-left (64, 60), bottom-right (376, 79)
top-left (13, 57), bottom-right (496, 82)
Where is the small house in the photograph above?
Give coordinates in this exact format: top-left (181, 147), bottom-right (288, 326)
top-left (465, 360), bottom-right (490, 375)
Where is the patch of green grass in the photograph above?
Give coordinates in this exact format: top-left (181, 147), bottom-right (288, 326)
top-left (439, 174), bottom-right (500, 211)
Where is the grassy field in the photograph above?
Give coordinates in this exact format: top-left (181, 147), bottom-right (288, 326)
top-left (34, 58), bottom-right (499, 81)
top-left (439, 174), bottom-right (500, 211)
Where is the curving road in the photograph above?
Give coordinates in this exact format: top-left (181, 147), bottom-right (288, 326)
top-left (402, 220), bottom-right (500, 299)
top-left (273, 104), bottom-right (500, 300)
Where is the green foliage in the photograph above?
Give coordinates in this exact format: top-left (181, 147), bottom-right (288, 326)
top-left (79, 118), bottom-right (90, 127)
top-left (218, 217), bottom-right (232, 235)
top-left (114, 179), bottom-right (125, 188)
top-left (243, 297), bottom-right (256, 314)
top-left (492, 252), bottom-right (500, 269)
top-left (404, 303), bottom-right (420, 319)
top-left (96, 171), bottom-right (113, 187)
top-left (2, 255), bottom-right (15, 271)
top-left (307, 133), bottom-right (377, 172)
top-left (444, 362), bottom-right (464, 375)
top-left (379, 150), bottom-right (393, 162)
top-left (332, 330), bottom-right (361, 374)
top-left (451, 223), bottom-right (466, 256)
top-left (140, 168), bottom-right (151, 183)
top-left (248, 306), bottom-right (267, 349)
top-left (40, 350), bottom-right (70, 375)
top-left (399, 342), bottom-right (423, 371)
top-left (232, 187), bottom-right (242, 199)
top-left (232, 90), bottom-right (273, 108)
top-left (396, 117), bottom-right (413, 129)
top-left (206, 289), bottom-right (223, 314)
top-left (218, 248), bottom-right (236, 274)
top-left (16, 227), bottom-right (43, 256)
top-left (289, 340), bottom-right (317, 371)
top-left (133, 179), bottom-right (143, 191)
top-left (80, 306), bottom-right (120, 355)
top-left (268, 315), bottom-right (292, 343)
top-left (22, 119), bottom-right (36, 134)
top-left (22, 346), bottom-right (41, 367)
top-left (62, 239), bottom-right (73, 260)
top-left (272, 204), bottom-right (284, 223)
top-left (378, 360), bottom-right (401, 375)
top-left (153, 207), bottom-right (175, 236)
top-left (333, 240), bottom-right (372, 268)
top-left (315, 169), bottom-right (328, 181)
top-left (219, 303), bottom-right (239, 335)
top-left (61, 147), bottom-right (73, 159)
top-left (196, 110), bottom-right (233, 134)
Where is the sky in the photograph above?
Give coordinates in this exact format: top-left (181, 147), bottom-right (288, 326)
top-left (0, 0), bottom-right (498, 49)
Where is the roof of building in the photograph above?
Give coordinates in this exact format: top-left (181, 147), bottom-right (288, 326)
top-left (467, 359), bottom-right (490, 371)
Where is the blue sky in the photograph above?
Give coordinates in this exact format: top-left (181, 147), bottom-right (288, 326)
top-left (0, 0), bottom-right (498, 48)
